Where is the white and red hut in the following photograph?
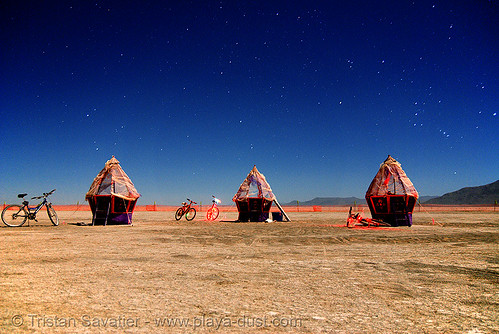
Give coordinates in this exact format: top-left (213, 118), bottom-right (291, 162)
top-left (233, 165), bottom-right (276, 222)
top-left (85, 156), bottom-right (140, 225)
top-left (365, 155), bottom-right (419, 226)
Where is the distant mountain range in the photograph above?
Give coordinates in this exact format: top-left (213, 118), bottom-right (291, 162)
top-left (284, 180), bottom-right (498, 206)
top-left (284, 197), bottom-right (366, 206)
top-left (284, 196), bottom-right (438, 206)
top-left (423, 180), bottom-right (499, 205)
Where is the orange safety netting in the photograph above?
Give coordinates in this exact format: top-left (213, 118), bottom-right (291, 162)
top-left (85, 156), bottom-right (140, 201)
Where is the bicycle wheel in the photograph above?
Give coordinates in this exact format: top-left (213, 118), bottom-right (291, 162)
top-left (210, 207), bottom-right (219, 220)
top-left (2, 205), bottom-right (28, 227)
top-left (185, 207), bottom-right (196, 221)
top-left (47, 204), bottom-right (59, 226)
top-left (206, 208), bottom-right (213, 220)
top-left (175, 208), bottom-right (184, 220)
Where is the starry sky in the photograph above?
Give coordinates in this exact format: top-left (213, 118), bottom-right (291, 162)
top-left (1, 1), bottom-right (497, 205)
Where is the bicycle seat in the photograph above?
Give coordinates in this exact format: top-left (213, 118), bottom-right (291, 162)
top-left (18, 193), bottom-right (27, 198)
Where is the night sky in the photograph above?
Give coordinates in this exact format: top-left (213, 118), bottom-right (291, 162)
top-left (1, 1), bottom-right (497, 205)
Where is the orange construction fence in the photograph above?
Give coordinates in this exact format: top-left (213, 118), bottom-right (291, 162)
top-left (44, 204), bottom-right (498, 212)
top-left (48, 204), bottom-right (357, 212)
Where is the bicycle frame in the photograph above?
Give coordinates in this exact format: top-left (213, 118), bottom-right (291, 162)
top-left (179, 201), bottom-right (193, 214)
top-left (22, 190), bottom-right (55, 220)
top-left (175, 198), bottom-right (197, 221)
top-left (25, 198), bottom-right (48, 219)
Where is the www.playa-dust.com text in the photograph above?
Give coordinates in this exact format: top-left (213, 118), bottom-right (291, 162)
top-left (11, 314), bottom-right (303, 330)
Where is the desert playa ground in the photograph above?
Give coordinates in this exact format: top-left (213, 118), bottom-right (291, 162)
top-left (1, 209), bottom-right (497, 333)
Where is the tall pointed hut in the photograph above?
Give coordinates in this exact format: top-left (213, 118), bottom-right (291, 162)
top-left (365, 155), bottom-right (419, 226)
top-left (233, 165), bottom-right (276, 222)
top-left (85, 156), bottom-right (140, 225)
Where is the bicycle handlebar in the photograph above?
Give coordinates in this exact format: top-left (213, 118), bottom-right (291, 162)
top-left (31, 189), bottom-right (56, 200)
top-left (186, 198), bottom-right (197, 204)
top-left (44, 189), bottom-right (56, 196)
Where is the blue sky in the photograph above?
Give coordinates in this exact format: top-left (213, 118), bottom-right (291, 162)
top-left (1, 0), bottom-right (497, 205)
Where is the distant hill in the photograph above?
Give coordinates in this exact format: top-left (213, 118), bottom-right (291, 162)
top-left (424, 180), bottom-right (499, 205)
top-left (284, 197), bottom-right (366, 206)
top-left (419, 195), bottom-right (439, 203)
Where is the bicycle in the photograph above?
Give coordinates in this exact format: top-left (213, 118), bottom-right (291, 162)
top-left (346, 207), bottom-right (390, 228)
top-left (206, 196), bottom-right (221, 221)
top-left (2, 189), bottom-right (59, 227)
top-left (175, 198), bottom-right (197, 221)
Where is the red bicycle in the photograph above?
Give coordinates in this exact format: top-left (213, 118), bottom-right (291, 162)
top-left (175, 199), bottom-right (197, 221)
top-left (206, 196), bottom-right (221, 221)
top-left (346, 207), bottom-right (390, 228)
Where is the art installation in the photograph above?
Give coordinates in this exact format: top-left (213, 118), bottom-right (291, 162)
top-left (365, 155), bottom-right (419, 226)
top-left (233, 165), bottom-right (276, 222)
top-left (86, 156), bottom-right (140, 225)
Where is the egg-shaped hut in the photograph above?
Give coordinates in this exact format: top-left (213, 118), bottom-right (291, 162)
top-left (85, 156), bottom-right (140, 225)
top-left (365, 155), bottom-right (418, 226)
top-left (233, 165), bottom-right (275, 222)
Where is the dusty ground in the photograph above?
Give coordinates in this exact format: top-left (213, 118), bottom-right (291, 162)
top-left (0, 210), bottom-right (497, 333)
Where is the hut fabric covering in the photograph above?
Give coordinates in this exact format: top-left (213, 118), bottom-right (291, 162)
top-left (233, 165), bottom-right (276, 201)
top-left (366, 155), bottom-right (418, 198)
top-left (85, 156), bottom-right (140, 201)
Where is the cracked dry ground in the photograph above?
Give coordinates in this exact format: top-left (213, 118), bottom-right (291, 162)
top-left (1, 211), bottom-right (497, 333)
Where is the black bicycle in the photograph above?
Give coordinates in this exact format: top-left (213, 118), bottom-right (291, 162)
top-left (175, 198), bottom-right (197, 221)
top-left (1, 189), bottom-right (59, 227)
